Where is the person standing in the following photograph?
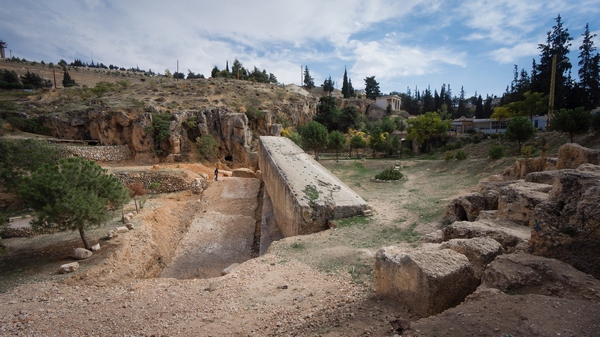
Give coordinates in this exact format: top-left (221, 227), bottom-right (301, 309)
top-left (214, 167), bottom-right (219, 181)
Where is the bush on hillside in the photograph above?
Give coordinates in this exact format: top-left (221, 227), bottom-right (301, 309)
top-left (375, 167), bottom-right (403, 181)
top-left (455, 149), bottom-right (467, 160)
top-left (488, 144), bottom-right (504, 159)
top-left (444, 151), bottom-right (455, 161)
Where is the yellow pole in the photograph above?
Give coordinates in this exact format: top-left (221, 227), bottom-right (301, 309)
top-left (548, 54), bottom-right (557, 126)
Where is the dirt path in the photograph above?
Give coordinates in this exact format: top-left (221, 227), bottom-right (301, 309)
top-left (160, 177), bottom-right (261, 279)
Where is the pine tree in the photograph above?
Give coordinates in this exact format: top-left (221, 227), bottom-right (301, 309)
top-left (303, 66), bottom-right (314, 89)
top-left (19, 158), bottom-right (129, 250)
top-left (422, 86), bottom-right (434, 113)
top-left (534, 15), bottom-right (573, 110)
top-left (62, 71), bottom-right (76, 87)
top-left (475, 95), bottom-right (484, 119)
top-left (578, 23), bottom-right (600, 109)
top-left (211, 66), bottom-right (219, 78)
top-left (364, 76), bottom-right (380, 99)
top-left (483, 95), bottom-right (493, 118)
top-left (348, 78), bottom-right (354, 97)
top-left (455, 86), bottom-right (467, 118)
top-left (444, 84), bottom-right (453, 117)
top-left (321, 75), bottom-right (334, 95)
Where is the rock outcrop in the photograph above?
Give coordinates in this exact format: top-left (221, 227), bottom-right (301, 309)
top-left (444, 143), bottom-right (600, 278)
top-left (556, 143), bottom-right (600, 169)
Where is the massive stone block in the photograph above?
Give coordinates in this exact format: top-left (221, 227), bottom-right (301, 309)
top-left (374, 246), bottom-right (480, 317)
top-left (556, 143), bottom-right (600, 169)
top-left (497, 181), bottom-right (551, 224)
top-left (441, 237), bottom-right (504, 277)
top-left (443, 220), bottom-right (530, 251)
top-left (258, 136), bottom-right (367, 237)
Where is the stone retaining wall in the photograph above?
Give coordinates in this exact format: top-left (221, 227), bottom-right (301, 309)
top-left (66, 145), bottom-right (132, 162)
top-left (113, 171), bottom-right (207, 195)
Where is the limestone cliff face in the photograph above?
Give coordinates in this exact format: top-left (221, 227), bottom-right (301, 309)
top-left (35, 85), bottom-right (317, 166)
top-left (167, 108), bottom-right (254, 167)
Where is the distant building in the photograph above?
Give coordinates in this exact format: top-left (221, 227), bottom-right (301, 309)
top-left (375, 95), bottom-right (402, 111)
top-left (451, 115), bottom-right (548, 134)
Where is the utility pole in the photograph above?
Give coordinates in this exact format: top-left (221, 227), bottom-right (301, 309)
top-left (548, 54), bottom-right (557, 125)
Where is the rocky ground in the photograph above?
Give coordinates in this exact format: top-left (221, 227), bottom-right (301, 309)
top-left (1, 157), bottom-right (600, 336)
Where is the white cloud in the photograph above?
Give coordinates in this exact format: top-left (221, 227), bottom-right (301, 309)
top-left (488, 42), bottom-right (540, 64)
top-left (349, 39), bottom-right (467, 83)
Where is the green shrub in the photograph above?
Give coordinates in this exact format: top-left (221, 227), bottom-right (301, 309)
top-left (455, 150), bottom-right (467, 160)
top-left (375, 167), bottom-right (403, 180)
top-left (196, 134), bottom-right (219, 160)
top-left (6, 117), bottom-right (51, 135)
top-left (472, 134), bottom-right (481, 144)
top-left (521, 145), bottom-right (536, 158)
top-left (444, 151), bottom-right (455, 161)
top-left (488, 144), bottom-right (504, 159)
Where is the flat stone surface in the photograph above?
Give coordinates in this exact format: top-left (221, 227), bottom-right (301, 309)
top-left (160, 177), bottom-right (260, 279)
top-left (259, 136), bottom-right (367, 236)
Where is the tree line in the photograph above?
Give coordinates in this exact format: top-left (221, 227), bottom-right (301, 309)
top-left (210, 58), bottom-right (277, 84)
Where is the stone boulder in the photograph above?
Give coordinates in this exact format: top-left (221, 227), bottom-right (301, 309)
top-left (232, 168), bottom-right (256, 178)
top-left (577, 163), bottom-right (600, 174)
top-left (440, 237), bottom-right (504, 277)
top-left (497, 181), bottom-right (551, 225)
top-left (524, 170), bottom-right (562, 185)
top-left (480, 253), bottom-right (600, 301)
top-left (72, 248), bottom-right (93, 260)
top-left (443, 220), bottom-right (529, 252)
top-left (59, 262), bottom-right (80, 274)
top-left (444, 190), bottom-right (499, 222)
top-left (502, 157), bottom-right (557, 179)
top-left (374, 246), bottom-right (480, 317)
top-left (556, 143), bottom-right (600, 169)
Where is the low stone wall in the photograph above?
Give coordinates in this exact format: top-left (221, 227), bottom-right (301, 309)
top-left (258, 136), bottom-right (367, 237)
top-left (65, 145), bottom-right (132, 162)
top-left (113, 171), bottom-right (207, 194)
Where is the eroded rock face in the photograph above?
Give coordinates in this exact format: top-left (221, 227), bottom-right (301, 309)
top-left (530, 169), bottom-right (600, 258)
top-left (556, 143), bottom-right (600, 169)
top-left (442, 220), bottom-right (529, 251)
top-left (374, 246), bottom-right (480, 317)
top-left (497, 181), bottom-right (551, 225)
top-left (481, 253), bottom-right (600, 301)
top-left (502, 157), bottom-right (557, 179)
top-left (444, 191), bottom-right (499, 223)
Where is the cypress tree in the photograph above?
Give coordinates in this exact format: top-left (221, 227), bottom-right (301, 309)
top-left (342, 67), bottom-right (349, 98)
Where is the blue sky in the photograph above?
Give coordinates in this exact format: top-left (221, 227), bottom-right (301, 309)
top-left (1, 0), bottom-right (599, 98)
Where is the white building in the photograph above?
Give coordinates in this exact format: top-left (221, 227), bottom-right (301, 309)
top-left (451, 115), bottom-right (549, 134)
top-left (375, 95), bottom-right (402, 111)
